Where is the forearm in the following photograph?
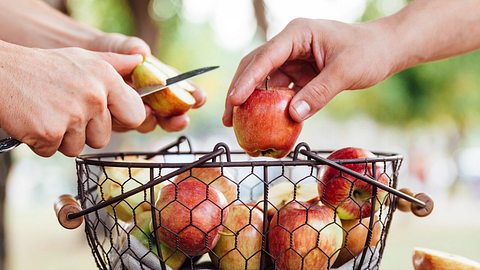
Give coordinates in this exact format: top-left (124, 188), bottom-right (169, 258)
top-left (378, 0), bottom-right (480, 72)
top-left (0, 0), bottom-right (101, 49)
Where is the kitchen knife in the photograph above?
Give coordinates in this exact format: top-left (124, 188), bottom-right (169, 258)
top-left (0, 65), bottom-right (219, 154)
top-left (136, 65), bottom-right (219, 97)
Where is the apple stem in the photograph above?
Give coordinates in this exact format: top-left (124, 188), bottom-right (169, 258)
top-left (265, 76), bottom-right (270, 90)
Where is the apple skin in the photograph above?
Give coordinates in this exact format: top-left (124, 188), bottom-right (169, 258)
top-left (131, 57), bottom-right (195, 117)
top-left (127, 211), bottom-right (187, 270)
top-left (256, 181), bottom-right (319, 221)
top-left (317, 147), bottom-right (389, 220)
top-left (97, 158), bottom-right (163, 222)
top-left (155, 178), bottom-right (229, 257)
top-left (174, 167), bottom-right (237, 204)
top-left (232, 88), bottom-right (303, 159)
top-left (209, 204), bottom-right (263, 270)
top-left (332, 215), bottom-right (382, 268)
top-left (268, 201), bottom-right (342, 270)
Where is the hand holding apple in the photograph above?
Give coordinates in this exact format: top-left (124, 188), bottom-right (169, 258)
top-left (232, 87), bottom-right (303, 158)
top-left (268, 201), bottom-right (342, 270)
top-left (317, 147), bottom-right (389, 220)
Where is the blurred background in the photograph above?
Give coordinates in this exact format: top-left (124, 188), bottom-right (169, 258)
top-left (4, 0), bottom-right (480, 269)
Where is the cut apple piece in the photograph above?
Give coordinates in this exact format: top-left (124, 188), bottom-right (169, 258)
top-left (145, 57), bottom-right (196, 92)
top-left (132, 57), bottom-right (196, 117)
top-left (142, 84), bottom-right (195, 117)
top-left (413, 247), bottom-right (480, 270)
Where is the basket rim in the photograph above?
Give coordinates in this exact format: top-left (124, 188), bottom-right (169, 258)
top-left (75, 148), bottom-right (404, 168)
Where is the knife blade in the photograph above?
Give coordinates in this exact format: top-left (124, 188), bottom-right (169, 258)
top-left (136, 65), bottom-right (219, 97)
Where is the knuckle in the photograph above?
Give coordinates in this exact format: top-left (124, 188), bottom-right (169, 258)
top-left (306, 82), bottom-right (331, 110)
top-left (288, 18), bottom-right (310, 28)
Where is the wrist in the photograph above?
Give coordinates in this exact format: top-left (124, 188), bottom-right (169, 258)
top-left (362, 17), bottom-right (408, 77)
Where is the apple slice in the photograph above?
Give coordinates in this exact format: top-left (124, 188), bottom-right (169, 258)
top-left (413, 247), bottom-right (480, 270)
top-left (146, 57), bottom-right (196, 92)
top-left (132, 57), bottom-right (195, 117)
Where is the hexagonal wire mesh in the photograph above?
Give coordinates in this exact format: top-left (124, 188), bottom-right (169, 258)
top-left (71, 137), bottom-right (413, 270)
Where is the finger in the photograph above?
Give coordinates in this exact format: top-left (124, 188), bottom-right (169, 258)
top-left (85, 109), bottom-right (112, 148)
top-left (289, 65), bottom-right (344, 122)
top-left (97, 52), bottom-right (143, 76)
top-left (157, 114), bottom-right (190, 132)
top-left (107, 71), bottom-right (146, 129)
top-left (58, 128), bottom-right (86, 157)
top-left (94, 33), bottom-right (151, 56)
top-left (136, 106), bottom-right (158, 133)
top-left (190, 86), bottom-right (207, 109)
top-left (227, 34), bottom-right (296, 106)
top-left (26, 135), bottom-right (63, 158)
top-left (222, 51), bottom-right (257, 127)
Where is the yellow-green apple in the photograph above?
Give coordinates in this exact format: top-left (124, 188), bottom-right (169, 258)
top-left (131, 56), bottom-right (195, 117)
top-left (156, 179), bottom-right (229, 256)
top-left (268, 201), bottom-right (342, 270)
top-left (332, 215), bottom-right (382, 267)
top-left (317, 147), bottom-right (389, 220)
top-left (209, 204), bottom-right (263, 270)
top-left (97, 157), bottom-right (163, 222)
top-left (174, 167), bottom-right (237, 204)
top-left (256, 181), bottom-right (319, 221)
top-left (413, 247), bottom-right (480, 270)
top-left (127, 211), bottom-right (187, 270)
top-left (232, 87), bottom-right (303, 159)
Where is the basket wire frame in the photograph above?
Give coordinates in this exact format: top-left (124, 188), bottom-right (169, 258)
top-left (73, 137), bottom-right (409, 270)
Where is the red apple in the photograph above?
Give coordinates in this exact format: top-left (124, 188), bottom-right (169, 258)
top-left (174, 167), bottom-right (237, 204)
top-left (209, 204), bottom-right (263, 270)
top-left (317, 147), bottom-right (389, 220)
top-left (155, 179), bottom-right (229, 256)
top-left (332, 215), bottom-right (382, 267)
top-left (232, 87), bottom-right (303, 159)
top-left (268, 201), bottom-right (343, 270)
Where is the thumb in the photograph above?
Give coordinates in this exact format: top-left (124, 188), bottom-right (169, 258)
top-left (97, 52), bottom-right (143, 76)
top-left (289, 67), bottom-right (344, 122)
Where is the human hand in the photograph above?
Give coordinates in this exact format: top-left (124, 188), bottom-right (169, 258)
top-left (88, 33), bottom-right (207, 133)
top-left (0, 44), bottom-right (146, 157)
top-left (223, 18), bottom-right (398, 125)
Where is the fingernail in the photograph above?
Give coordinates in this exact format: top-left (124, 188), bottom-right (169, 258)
top-left (293, 100), bottom-right (311, 120)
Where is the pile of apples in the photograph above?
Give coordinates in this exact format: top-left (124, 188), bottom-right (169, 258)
top-left (97, 147), bottom-right (387, 270)
top-left (96, 69), bottom-right (391, 269)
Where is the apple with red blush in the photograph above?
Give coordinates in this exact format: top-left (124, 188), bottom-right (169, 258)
top-left (317, 147), bottom-right (389, 220)
top-left (232, 86), bottom-right (303, 159)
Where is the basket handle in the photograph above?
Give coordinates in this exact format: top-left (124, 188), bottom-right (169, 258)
top-left (296, 147), bottom-right (434, 217)
top-left (390, 188), bottom-right (434, 217)
top-left (54, 194), bottom-right (84, 229)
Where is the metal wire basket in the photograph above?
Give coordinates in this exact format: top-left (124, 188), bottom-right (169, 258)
top-left (54, 136), bottom-right (434, 270)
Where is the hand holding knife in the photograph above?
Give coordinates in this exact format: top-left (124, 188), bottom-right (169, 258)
top-left (0, 65), bottom-right (219, 154)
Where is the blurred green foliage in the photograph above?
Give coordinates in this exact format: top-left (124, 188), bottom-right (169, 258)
top-left (67, 0), bottom-right (135, 34)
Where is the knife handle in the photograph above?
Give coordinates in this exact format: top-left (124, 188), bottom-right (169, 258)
top-left (0, 137), bottom-right (22, 154)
